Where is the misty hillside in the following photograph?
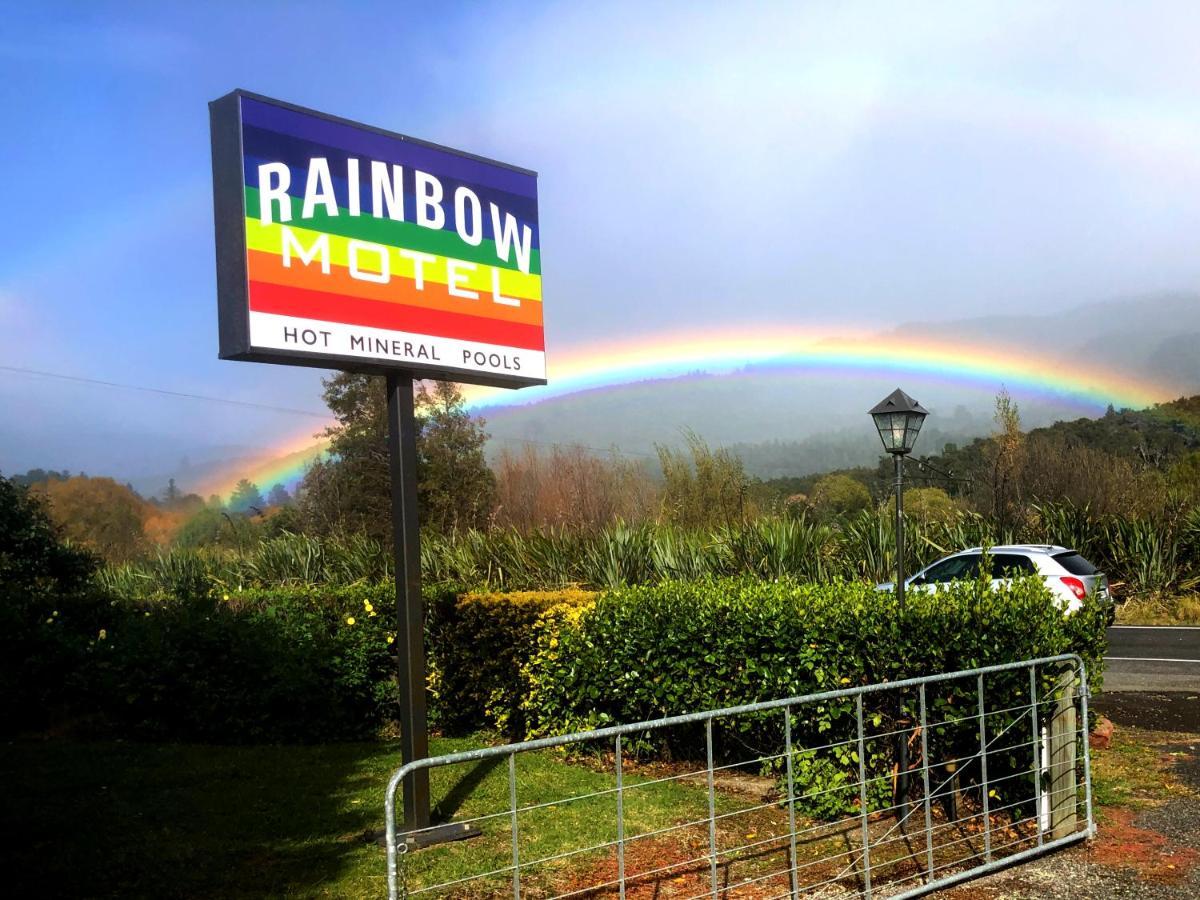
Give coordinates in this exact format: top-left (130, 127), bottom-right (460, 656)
top-left (888, 292), bottom-right (1200, 387)
top-left (481, 294), bottom-right (1200, 465)
top-left (728, 418), bottom-right (988, 480)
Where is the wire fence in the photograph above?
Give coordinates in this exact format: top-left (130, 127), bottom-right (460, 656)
top-left (385, 654), bottom-right (1092, 899)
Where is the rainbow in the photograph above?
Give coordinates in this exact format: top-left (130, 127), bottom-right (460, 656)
top-left (192, 425), bottom-right (331, 503)
top-left (191, 326), bottom-right (1192, 502)
top-left (461, 328), bottom-right (1186, 414)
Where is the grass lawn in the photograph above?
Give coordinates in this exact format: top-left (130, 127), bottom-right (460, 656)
top-left (0, 735), bottom-right (731, 898)
top-left (1090, 725), bottom-right (1195, 812)
top-left (8, 724), bottom-right (1162, 899)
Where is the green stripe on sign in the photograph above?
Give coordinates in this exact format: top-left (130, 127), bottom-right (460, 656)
top-left (243, 187), bottom-right (542, 276)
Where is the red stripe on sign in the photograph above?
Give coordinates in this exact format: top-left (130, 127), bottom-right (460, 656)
top-left (248, 281), bottom-right (546, 351)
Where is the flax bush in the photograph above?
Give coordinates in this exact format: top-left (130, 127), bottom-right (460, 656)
top-left (100, 503), bottom-right (1200, 601)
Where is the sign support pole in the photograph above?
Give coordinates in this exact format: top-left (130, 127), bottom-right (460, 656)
top-left (387, 373), bottom-right (431, 832)
top-left (386, 374), bottom-right (480, 850)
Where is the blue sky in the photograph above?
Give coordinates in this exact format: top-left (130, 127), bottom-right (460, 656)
top-left (2, 2), bottom-right (1199, 484)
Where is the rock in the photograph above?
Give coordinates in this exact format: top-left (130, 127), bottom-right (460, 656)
top-left (1091, 715), bottom-right (1115, 750)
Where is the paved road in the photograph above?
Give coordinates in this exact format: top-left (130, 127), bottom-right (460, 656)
top-left (1103, 625), bottom-right (1200, 692)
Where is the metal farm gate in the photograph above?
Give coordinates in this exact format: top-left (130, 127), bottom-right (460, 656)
top-left (385, 654), bottom-right (1092, 899)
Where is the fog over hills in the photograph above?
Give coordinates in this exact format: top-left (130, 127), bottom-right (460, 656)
top-left (887, 292), bottom-right (1200, 387)
top-left (481, 293), bottom-right (1200, 478)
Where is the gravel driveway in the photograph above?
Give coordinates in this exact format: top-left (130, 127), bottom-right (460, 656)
top-left (935, 695), bottom-right (1200, 898)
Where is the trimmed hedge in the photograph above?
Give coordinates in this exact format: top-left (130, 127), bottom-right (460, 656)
top-left (515, 575), bottom-right (1111, 815)
top-left (11, 562), bottom-right (1109, 768)
top-left (520, 577), bottom-right (1108, 742)
top-left (25, 581), bottom-right (592, 743)
top-left (91, 584), bottom-right (399, 742)
top-left (84, 584), bottom-right (597, 742)
top-left (426, 589), bottom-right (595, 735)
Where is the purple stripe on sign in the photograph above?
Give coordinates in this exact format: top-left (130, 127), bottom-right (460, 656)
top-left (240, 97), bottom-right (537, 198)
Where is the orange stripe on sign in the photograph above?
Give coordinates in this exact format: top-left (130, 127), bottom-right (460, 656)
top-left (246, 250), bottom-right (544, 328)
top-left (248, 280), bottom-right (546, 351)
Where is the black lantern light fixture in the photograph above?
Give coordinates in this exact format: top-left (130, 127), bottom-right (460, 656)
top-left (869, 388), bottom-right (929, 614)
top-left (870, 388), bottom-right (929, 457)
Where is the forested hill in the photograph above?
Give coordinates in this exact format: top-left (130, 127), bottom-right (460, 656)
top-left (1032, 396), bottom-right (1200, 463)
top-left (752, 394), bottom-right (1200, 505)
top-left (923, 395), bottom-right (1200, 478)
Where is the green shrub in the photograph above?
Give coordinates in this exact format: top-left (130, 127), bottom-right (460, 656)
top-left (88, 584), bottom-right (399, 742)
top-left (427, 589), bottom-right (596, 735)
top-left (0, 474), bottom-right (106, 734)
top-left (809, 474), bottom-right (872, 518)
top-left (519, 576), bottom-right (1110, 816)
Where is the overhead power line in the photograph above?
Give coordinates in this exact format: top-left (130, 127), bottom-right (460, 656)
top-left (0, 363), bottom-right (662, 458)
top-left (4, 363), bottom-right (939, 472)
top-left (0, 364), bottom-right (331, 419)
top-left (910, 455), bottom-right (975, 485)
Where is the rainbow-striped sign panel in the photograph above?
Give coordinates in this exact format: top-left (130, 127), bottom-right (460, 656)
top-left (209, 91), bottom-right (544, 388)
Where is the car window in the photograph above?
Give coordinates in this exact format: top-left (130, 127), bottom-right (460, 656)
top-left (921, 554), bottom-right (982, 583)
top-left (1053, 552), bottom-right (1099, 576)
top-left (991, 554), bottom-right (1037, 578)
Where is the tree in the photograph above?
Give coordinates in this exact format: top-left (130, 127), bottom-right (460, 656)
top-left (1023, 435), bottom-right (1157, 515)
top-left (266, 483), bottom-right (293, 507)
top-left (11, 468), bottom-right (70, 488)
top-left (298, 374), bottom-right (390, 538)
top-left (492, 444), bottom-right (658, 530)
top-left (987, 389), bottom-right (1026, 530)
top-left (0, 474), bottom-right (97, 599)
top-left (228, 479), bottom-right (265, 516)
top-left (299, 374), bottom-right (495, 538)
top-left (174, 507), bottom-right (229, 548)
top-left (414, 380), bottom-right (496, 532)
top-left (32, 476), bottom-right (150, 562)
top-left (0, 474), bottom-right (102, 732)
top-left (809, 474), bottom-right (872, 518)
top-left (657, 431), bottom-right (751, 527)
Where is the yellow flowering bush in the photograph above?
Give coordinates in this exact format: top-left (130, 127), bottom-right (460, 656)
top-left (426, 589), bottom-right (596, 735)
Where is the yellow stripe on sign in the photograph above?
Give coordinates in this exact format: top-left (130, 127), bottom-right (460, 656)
top-left (244, 218), bottom-right (543, 303)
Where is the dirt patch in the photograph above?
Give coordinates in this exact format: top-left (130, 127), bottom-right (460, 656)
top-left (934, 722), bottom-right (1200, 899)
top-left (1089, 807), bottom-right (1199, 883)
top-left (557, 833), bottom-right (711, 898)
top-left (548, 831), bottom-right (805, 899)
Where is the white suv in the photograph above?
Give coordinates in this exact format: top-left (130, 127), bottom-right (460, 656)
top-left (877, 545), bottom-right (1110, 613)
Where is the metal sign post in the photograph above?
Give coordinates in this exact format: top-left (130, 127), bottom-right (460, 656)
top-left (385, 373), bottom-right (429, 830)
top-left (386, 374), bottom-right (479, 847)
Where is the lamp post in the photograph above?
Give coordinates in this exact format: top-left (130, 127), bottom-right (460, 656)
top-left (869, 388), bottom-right (929, 612)
top-left (869, 388), bottom-right (929, 818)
